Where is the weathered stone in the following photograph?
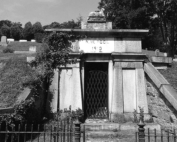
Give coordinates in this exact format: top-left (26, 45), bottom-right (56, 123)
top-left (155, 49), bottom-right (160, 56)
top-left (111, 62), bottom-right (123, 121)
top-left (136, 68), bottom-right (148, 113)
top-left (59, 63), bottom-right (82, 111)
top-left (123, 69), bottom-right (136, 112)
top-left (144, 63), bottom-right (169, 88)
top-left (1, 36), bottom-right (7, 43)
top-left (0, 36), bottom-right (7, 46)
top-left (114, 38), bottom-right (142, 53)
top-left (170, 114), bottom-right (177, 123)
top-left (29, 46), bottom-right (36, 52)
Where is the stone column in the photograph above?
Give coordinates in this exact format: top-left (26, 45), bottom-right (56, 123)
top-left (108, 60), bottom-right (113, 119)
top-left (136, 68), bottom-right (148, 113)
top-left (71, 63), bottom-right (82, 110)
top-left (111, 62), bottom-right (124, 122)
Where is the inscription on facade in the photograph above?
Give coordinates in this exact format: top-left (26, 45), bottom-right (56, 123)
top-left (78, 38), bottom-right (114, 53)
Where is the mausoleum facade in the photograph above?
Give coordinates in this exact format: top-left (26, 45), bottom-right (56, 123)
top-left (46, 11), bottom-right (149, 122)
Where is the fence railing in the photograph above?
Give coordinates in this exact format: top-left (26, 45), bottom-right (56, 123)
top-left (136, 120), bottom-right (177, 142)
top-left (0, 119), bottom-right (82, 142)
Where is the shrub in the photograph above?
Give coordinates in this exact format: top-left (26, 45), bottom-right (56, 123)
top-left (3, 47), bottom-right (14, 53)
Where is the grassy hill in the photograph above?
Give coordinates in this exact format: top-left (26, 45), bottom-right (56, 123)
top-left (0, 57), bottom-right (39, 108)
top-left (7, 41), bottom-right (41, 51)
top-left (0, 41), bottom-right (42, 108)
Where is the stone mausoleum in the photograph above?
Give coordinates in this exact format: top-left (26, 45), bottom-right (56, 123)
top-left (46, 10), bottom-right (150, 122)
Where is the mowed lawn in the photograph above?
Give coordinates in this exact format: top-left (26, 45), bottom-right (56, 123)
top-left (0, 41), bottom-right (42, 108)
top-left (1, 41), bottom-right (42, 51)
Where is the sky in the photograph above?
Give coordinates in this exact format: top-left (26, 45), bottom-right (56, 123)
top-left (0, 0), bottom-right (101, 27)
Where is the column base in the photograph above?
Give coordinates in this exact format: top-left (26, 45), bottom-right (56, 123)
top-left (110, 113), bottom-right (153, 123)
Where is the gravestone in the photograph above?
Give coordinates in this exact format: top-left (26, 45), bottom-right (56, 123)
top-left (0, 36), bottom-right (7, 47)
top-left (155, 49), bottom-right (160, 56)
top-left (19, 40), bottom-right (27, 42)
top-left (29, 46), bottom-right (36, 52)
top-left (7, 38), bottom-right (14, 43)
top-left (31, 39), bottom-right (36, 42)
top-left (26, 57), bottom-right (35, 63)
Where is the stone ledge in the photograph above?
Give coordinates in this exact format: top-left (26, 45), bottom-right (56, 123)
top-left (150, 56), bottom-right (172, 63)
top-left (145, 63), bottom-right (177, 113)
top-left (159, 85), bottom-right (177, 111)
top-left (0, 107), bottom-right (14, 114)
top-left (144, 63), bottom-right (169, 88)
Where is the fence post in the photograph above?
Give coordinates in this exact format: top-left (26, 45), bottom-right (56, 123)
top-left (74, 121), bottom-right (81, 142)
top-left (138, 107), bottom-right (146, 142)
top-left (138, 117), bottom-right (146, 142)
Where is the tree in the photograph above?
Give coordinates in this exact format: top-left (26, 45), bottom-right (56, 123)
top-left (33, 22), bottom-right (44, 42)
top-left (147, 0), bottom-right (177, 56)
top-left (60, 19), bottom-right (81, 29)
top-left (10, 22), bottom-right (23, 40)
top-left (33, 22), bottom-right (44, 34)
top-left (0, 20), bottom-right (12, 29)
top-left (23, 22), bottom-right (34, 41)
top-left (98, 0), bottom-right (152, 29)
top-left (98, 0), bottom-right (177, 56)
top-left (0, 24), bottom-right (11, 38)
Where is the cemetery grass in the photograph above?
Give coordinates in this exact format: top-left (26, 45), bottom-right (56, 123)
top-left (0, 41), bottom-right (42, 51)
top-left (0, 57), bottom-right (39, 108)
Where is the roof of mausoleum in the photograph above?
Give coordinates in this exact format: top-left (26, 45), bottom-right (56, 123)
top-left (45, 29), bottom-right (149, 38)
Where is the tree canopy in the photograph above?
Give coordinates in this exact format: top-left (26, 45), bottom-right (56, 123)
top-left (98, 0), bottom-right (177, 56)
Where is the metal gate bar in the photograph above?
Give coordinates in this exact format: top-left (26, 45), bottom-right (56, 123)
top-left (85, 70), bottom-right (108, 119)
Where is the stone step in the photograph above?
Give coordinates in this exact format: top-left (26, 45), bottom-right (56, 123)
top-left (82, 123), bottom-right (160, 132)
top-left (85, 135), bottom-right (136, 142)
top-left (85, 130), bottom-right (137, 139)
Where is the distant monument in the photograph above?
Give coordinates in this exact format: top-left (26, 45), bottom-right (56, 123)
top-left (0, 36), bottom-right (7, 47)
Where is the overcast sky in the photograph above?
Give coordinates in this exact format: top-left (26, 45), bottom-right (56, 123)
top-left (0, 0), bottom-right (100, 26)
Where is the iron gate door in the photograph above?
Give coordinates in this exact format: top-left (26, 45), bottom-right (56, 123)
top-left (85, 63), bottom-right (108, 119)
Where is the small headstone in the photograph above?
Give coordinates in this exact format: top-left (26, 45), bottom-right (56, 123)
top-left (0, 36), bottom-right (7, 46)
top-left (27, 57), bottom-right (35, 63)
top-left (1, 36), bottom-right (7, 43)
top-left (29, 46), bottom-right (36, 52)
top-left (155, 49), bottom-right (160, 56)
top-left (164, 53), bottom-right (167, 57)
top-left (31, 39), bottom-right (36, 42)
top-left (19, 40), bottom-right (27, 42)
top-left (7, 38), bottom-right (14, 43)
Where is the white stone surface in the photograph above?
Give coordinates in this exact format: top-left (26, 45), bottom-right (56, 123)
top-left (1, 36), bottom-right (7, 43)
top-left (108, 60), bottom-right (113, 115)
top-left (112, 65), bottom-right (123, 114)
top-left (26, 57), bottom-right (35, 63)
top-left (123, 69), bottom-right (136, 112)
top-left (7, 38), bottom-right (14, 42)
top-left (79, 38), bottom-right (114, 53)
top-left (31, 39), bottom-right (36, 42)
top-left (114, 38), bottom-right (142, 52)
top-left (136, 68), bottom-right (148, 113)
top-left (29, 46), bottom-right (36, 52)
top-left (19, 40), bottom-right (27, 42)
top-left (60, 65), bottom-right (82, 111)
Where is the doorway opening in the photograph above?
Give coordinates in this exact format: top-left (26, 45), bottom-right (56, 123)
top-left (84, 62), bottom-right (108, 119)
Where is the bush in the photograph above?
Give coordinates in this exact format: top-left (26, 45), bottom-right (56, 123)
top-left (3, 47), bottom-right (14, 53)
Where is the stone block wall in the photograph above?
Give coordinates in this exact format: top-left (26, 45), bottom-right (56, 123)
top-left (146, 74), bottom-right (177, 130)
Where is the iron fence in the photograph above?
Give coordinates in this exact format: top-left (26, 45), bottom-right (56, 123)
top-left (0, 119), bottom-right (81, 142)
top-left (136, 127), bottom-right (177, 142)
